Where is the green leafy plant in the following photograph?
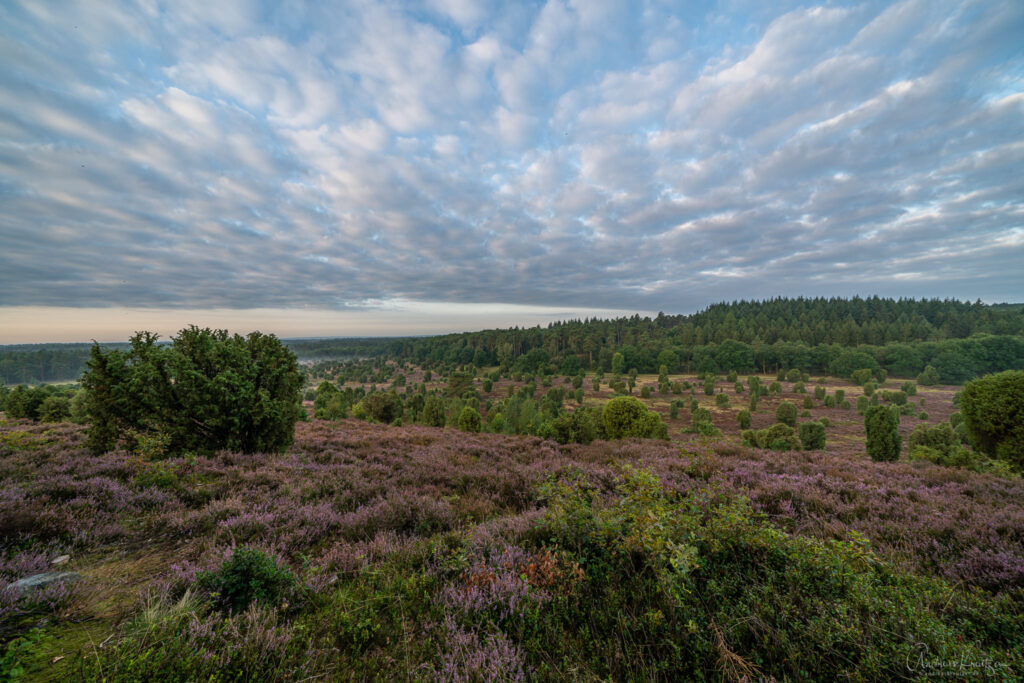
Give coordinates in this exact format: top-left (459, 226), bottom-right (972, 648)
top-left (196, 547), bottom-right (299, 614)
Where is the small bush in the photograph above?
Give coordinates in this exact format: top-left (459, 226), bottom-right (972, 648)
top-left (802, 395), bottom-right (814, 409)
top-left (640, 386), bottom-right (652, 399)
top-left (458, 406), bottom-right (482, 433)
top-left (960, 370), bottom-right (1024, 469)
top-left (798, 421), bottom-right (826, 450)
top-left (850, 368), bottom-right (873, 385)
top-left (737, 409), bottom-right (751, 429)
top-left (743, 423), bottom-right (799, 450)
top-left (196, 547), bottom-right (298, 614)
top-left (865, 406), bottom-right (900, 462)
top-left (769, 381), bottom-right (781, 396)
top-left (775, 400), bottom-right (797, 427)
top-left (917, 365), bottom-right (940, 386)
top-left (834, 389), bottom-right (845, 403)
top-left (814, 385), bottom-right (826, 401)
top-left (823, 395), bottom-right (835, 408)
top-left (714, 393), bottom-right (729, 408)
top-left (792, 381), bottom-right (805, 394)
top-left (856, 395), bottom-right (869, 414)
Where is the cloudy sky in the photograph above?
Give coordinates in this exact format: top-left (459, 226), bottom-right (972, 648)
top-left (1, 0), bottom-right (1022, 342)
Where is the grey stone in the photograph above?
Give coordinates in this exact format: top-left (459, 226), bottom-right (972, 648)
top-left (5, 572), bottom-right (83, 594)
top-left (52, 555), bottom-right (71, 566)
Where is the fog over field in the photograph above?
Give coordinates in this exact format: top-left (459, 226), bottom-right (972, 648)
top-left (1, 0), bottom-right (1022, 342)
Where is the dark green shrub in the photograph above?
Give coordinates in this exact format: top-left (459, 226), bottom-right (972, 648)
top-left (960, 370), bottom-right (1024, 468)
top-left (81, 327), bottom-right (302, 455)
top-left (863, 382), bottom-right (876, 397)
top-left (602, 396), bottom-right (667, 440)
top-left (726, 370), bottom-right (738, 383)
top-left (703, 378), bottom-right (714, 396)
top-left (824, 395), bottom-right (835, 408)
top-left (769, 381), bottom-right (781, 396)
top-left (714, 393), bottom-right (729, 407)
top-left (798, 421), bottom-right (826, 450)
top-left (764, 423), bottom-right (799, 450)
top-left (901, 381), bottom-right (916, 396)
top-left (362, 392), bottom-right (404, 423)
top-left (640, 386), bottom-right (652, 399)
top-left (39, 395), bottom-right (71, 422)
top-left (917, 365), bottom-right (940, 386)
top-left (421, 395), bottom-right (446, 427)
top-left (950, 411), bottom-right (963, 428)
top-left (785, 369), bottom-right (801, 383)
top-left (775, 400), bottom-right (797, 427)
top-left (918, 411), bottom-right (928, 420)
top-left (457, 406), bottom-right (481, 433)
top-left (748, 392), bottom-right (758, 412)
top-left (814, 385), bottom-right (826, 401)
top-left (482, 379), bottom-right (493, 393)
top-left (551, 410), bottom-right (596, 445)
top-left (818, 417), bottom-right (831, 427)
top-left (793, 381), bottom-right (805, 393)
top-left (881, 390), bottom-right (907, 406)
top-left (909, 422), bottom-right (955, 456)
top-left (196, 547), bottom-right (298, 613)
top-left (840, 400), bottom-right (851, 410)
top-left (669, 401), bottom-right (679, 420)
top-left (850, 368), bottom-right (873, 385)
top-left (689, 407), bottom-right (720, 436)
top-left (857, 395), bottom-right (869, 414)
top-left (865, 406), bottom-right (900, 462)
top-left (834, 389), bottom-right (845, 403)
top-left (734, 382), bottom-right (744, 394)
top-left (741, 424), bottom-right (797, 450)
top-left (737, 409), bottom-right (751, 429)
top-left (802, 395), bottom-right (814, 409)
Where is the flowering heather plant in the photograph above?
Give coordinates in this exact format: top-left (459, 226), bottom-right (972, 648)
top-left (2, 408), bottom-right (1024, 680)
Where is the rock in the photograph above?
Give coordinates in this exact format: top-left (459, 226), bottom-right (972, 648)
top-left (52, 555), bottom-right (71, 566)
top-left (5, 572), bottom-right (83, 594)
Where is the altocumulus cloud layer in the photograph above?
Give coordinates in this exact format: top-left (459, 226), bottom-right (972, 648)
top-left (1, 0), bottom-right (1022, 315)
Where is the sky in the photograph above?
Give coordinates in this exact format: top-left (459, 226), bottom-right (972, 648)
top-left (1, 0), bottom-right (1022, 343)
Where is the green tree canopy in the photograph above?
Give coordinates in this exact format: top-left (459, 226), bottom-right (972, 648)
top-left (960, 370), bottom-right (1024, 468)
top-left (81, 327), bottom-right (302, 455)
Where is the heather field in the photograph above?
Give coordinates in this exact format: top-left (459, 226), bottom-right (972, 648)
top-left (1, 381), bottom-right (1023, 680)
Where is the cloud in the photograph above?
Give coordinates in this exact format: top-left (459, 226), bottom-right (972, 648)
top-left (0, 0), bottom-right (1022, 330)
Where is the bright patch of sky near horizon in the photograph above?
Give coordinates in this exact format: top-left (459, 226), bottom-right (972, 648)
top-left (0, 0), bottom-right (1022, 343)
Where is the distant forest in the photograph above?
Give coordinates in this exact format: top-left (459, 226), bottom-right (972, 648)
top-left (2, 297), bottom-right (1023, 384)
